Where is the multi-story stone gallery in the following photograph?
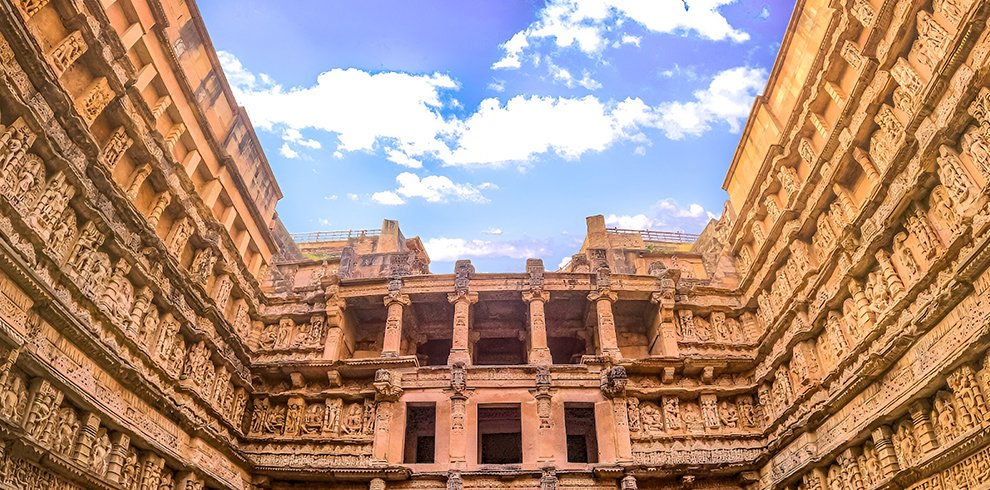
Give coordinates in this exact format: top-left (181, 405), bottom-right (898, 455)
top-left (0, 0), bottom-right (989, 488)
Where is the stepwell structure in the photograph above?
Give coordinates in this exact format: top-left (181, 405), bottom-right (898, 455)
top-left (0, 0), bottom-right (989, 488)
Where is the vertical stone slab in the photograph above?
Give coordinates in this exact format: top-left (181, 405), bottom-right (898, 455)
top-left (523, 290), bottom-right (551, 364)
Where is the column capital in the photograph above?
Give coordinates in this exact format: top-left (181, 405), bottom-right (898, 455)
top-left (521, 289), bottom-right (550, 303)
top-left (448, 291), bottom-right (479, 305)
top-left (588, 289), bottom-right (617, 303)
top-left (383, 293), bottom-right (411, 308)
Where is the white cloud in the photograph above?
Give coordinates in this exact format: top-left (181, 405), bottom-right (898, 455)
top-left (654, 66), bottom-right (766, 139)
top-left (385, 149), bottom-right (424, 169)
top-left (759, 6), bottom-right (770, 19)
top-left (371, 191), bottom-right (406, 206)
top-left (482, 228), bottom-right (503, 236)
top-left (606, 199), bottom-right (718, 232)
top-left (347, 193), bottom-right (360, 201)
top-left (219, 51), bottom-right (458, 160)
top-left (488, 79), bottom-right (506, 92)
top-left (493, 0), bottom-right (749, 70)
top-left (324, 194), bottom-right (338, 201)
top-left (376, 172), bottom-right (492, 204)
top-left (279, 143), bottom-right (299, 159)
top-left (446, 95), bottom-right (650, 166)
top-left (220, 51), bottom-right (764, 168)
top-left (425, 237), bottom-right (548, 262)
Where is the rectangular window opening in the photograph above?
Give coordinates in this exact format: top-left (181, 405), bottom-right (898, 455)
top-left (404, 403), bottom-right (436, 464)
top-left (565, 403), bottom-right (598, 463)
top-left (478, 404), bottom-right (522, 464)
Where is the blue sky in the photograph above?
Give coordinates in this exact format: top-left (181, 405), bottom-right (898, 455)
top-left (199, 0), bottom-right (791, 272)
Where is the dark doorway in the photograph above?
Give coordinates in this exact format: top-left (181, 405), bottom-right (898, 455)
top-left (473, 337), bottom-right (526, 365)
top-left (416, 338), bottom-right (452, 366)
top-left (549, 336), bottom-right (587, 364)
top-left (565, 403), bottom-right (598, 463)
top-left (477, 404), bottom-right (522, 464)
top-left (403, 404), bottom-right (436, 464)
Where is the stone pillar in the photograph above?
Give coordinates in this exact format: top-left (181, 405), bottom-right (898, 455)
top-left (125, 164), bottom-right (152, 199)
top-left (522, 290), bottom-right (552, 364)
top-left (382, 293), bottom-right (410, 357)
top-left (875, 250), bottom-right (904, 297)
top-left (138, 453), bottom-right (164, 490)
top-left (73, 412), bottom-right (101, 464)
top-left (588, 290), bottom-right (620, 359)
top-left (447, 292), bottom-right (478, 366)
top-left (611, 395), bottom-right (633, 463)
top-left (106, 432), bottom-right (131, 484)
top-left (909, 400), bottom-right (939, 452)
top-left (370, 478), bottom-right (386, 490)
top-left (147, 191), bottom-right (171, 228)
top-left (373, 370), bottom-right (402, 463)
top-left (839, 447), bottom-right (864, 489)
top-left (871, 425), bottom-right (900, 477)
top-left (848, 280), bottom-right (874, 333)
top-left (649, 291), bottom-right (678, 357)
top-left (324, 291), bottom-right (347, 360)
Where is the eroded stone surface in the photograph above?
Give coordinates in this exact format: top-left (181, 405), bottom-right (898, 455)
top-left (0, 0), bottom-right (988, 489)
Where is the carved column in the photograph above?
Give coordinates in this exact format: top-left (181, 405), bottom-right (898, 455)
top-left (73, 412), bottom-right (101, 465)
top-left (871, 425), bottom-right (900, 478)
top-left (532, 367), bottom-right (554, 462)
top-left (324, 288), bottom-right (348, 361)
top-left (147, 191), bottom-right (171, 228)
top-left (370, 478), bottom-right (386, 490)
top-left (125, 164), bottom-right (152, 199)
top-left (522, 290), bottom-right (552, 364)
top-left (588, 289), bottom-right (620, 359)
top-left (448, 363), bottom-right (468, 467)
top-left (447, 292), bottom-right (478, 366)
top-left (373, 370), bottom-right (402, 463)
top-left (601, 366), bottom-right (632, 463)
top-left (848, 280), bottom-right (875, 334)
top-left (649, 290), bottom-right (678, 357)
top-left (909, 400), bottom-right (938, 452)
top-left (875, 250), bottom-right (904, 297)
top-left (382, 293), bottom-right (410, 357)
top-left (106, 432), bottom-right (131, 484)
top-left (839, 447), bottom-right (865, 489)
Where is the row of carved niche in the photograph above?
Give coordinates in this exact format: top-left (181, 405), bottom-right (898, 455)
top-left (0, 120), bottom-right (250, 427)
top-left (756, 190), bottom-right (960, 426)
top-left (626, 393), bottom-right (763, 437)
top-left (755, 110), bottom-right (990, 423)
top-left (255, 315), bottom-right (329, 352)
top-left (0, 356), bottom-right (203, 490)
top-left (753, 102), bottom-right (988, 353)
top-left (247, 396), bottom-right (376, 438)
top-left (732, 0), bottom-right (967, 296)
top-left (789, 353), bottom-right (990, 490)
top-left (674, 309), bottom-right (751, 344)
top-left (18, 0), bottom-right (265, 354)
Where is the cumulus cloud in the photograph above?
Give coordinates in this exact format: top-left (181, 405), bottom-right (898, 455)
top-left (481, 228), bottom-right (503, 235)
top-left (425, 237), bottom-right (549, 262)
top-left (605, 198), bottom-right (718, 232)
top-left (371, 190), bottom-right (406, 206)
top-left (220, 51), bottom-right (765, 168)
top-left (654, 66), bottom-right (766, 139)
top-left (373, 172), bottom-right (493, 205)
top-left (493, 0), bottom-right (750, 71)
top-left (219, 51), bottom-right (457, 162)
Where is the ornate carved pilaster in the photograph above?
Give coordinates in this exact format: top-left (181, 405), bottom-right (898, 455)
top-left (871, 425), bottom-right (900, 478)
top-left (910, 400), bottom-right (939, 454)
top-left (588, 289), bottom-right (620, 359)
top-left (373, 370), bottom-right (402, 462)
top-left (106, 432), bottom-right (131, 484)
top-left (72, 412), bottom-right (100, 465)
top-left (650, 286), bottom-right (678, 357)
top-left (324, 284), bottom-right (348, 361)
top-left (447, 291), bottom-right (478, 366)
top-left (522, 289), bottom-right (552, 364)
top-left (382, 293), bottom-right (410, 357)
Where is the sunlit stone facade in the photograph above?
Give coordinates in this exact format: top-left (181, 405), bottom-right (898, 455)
top-left (1, 0), bottom-right (990, 489)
